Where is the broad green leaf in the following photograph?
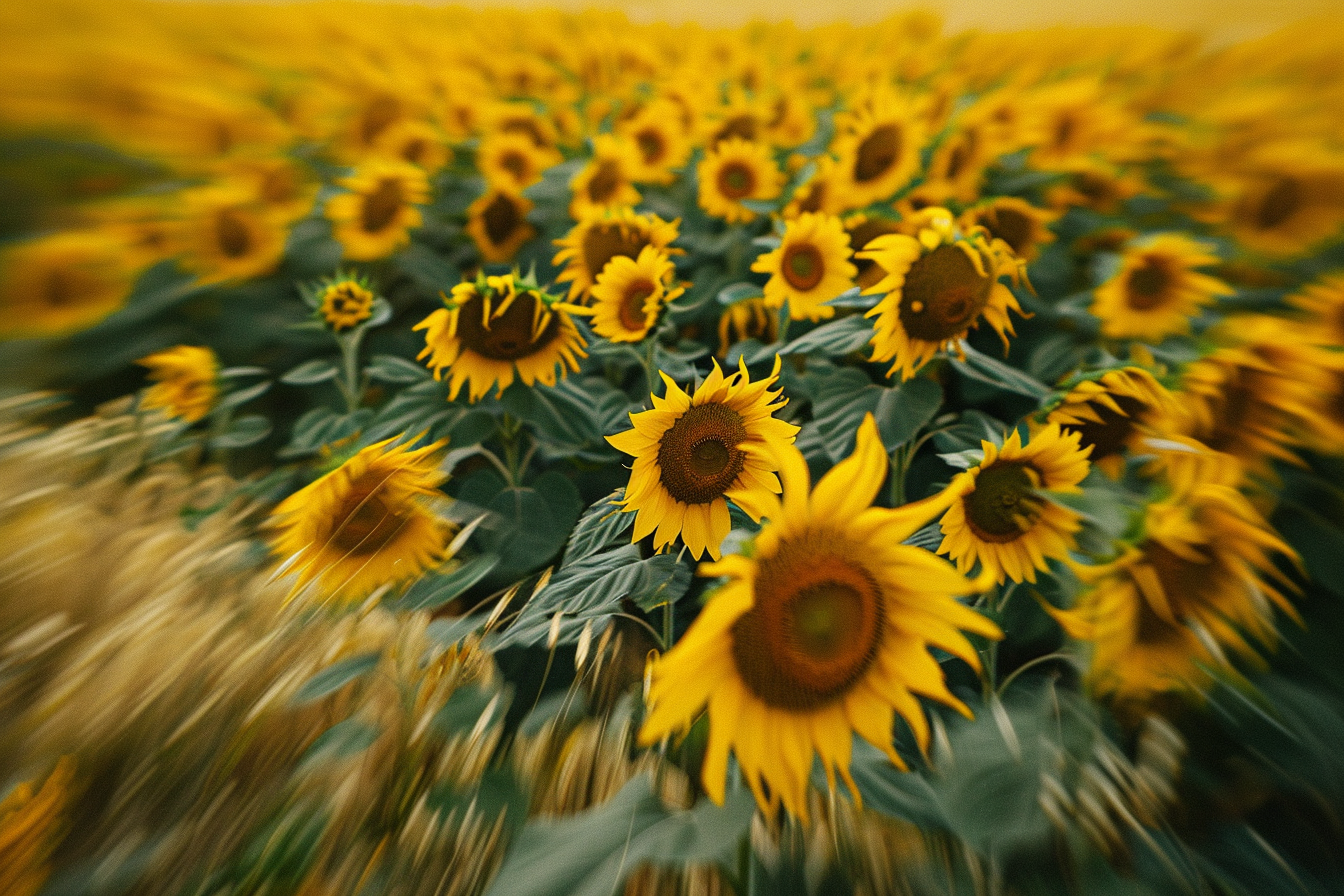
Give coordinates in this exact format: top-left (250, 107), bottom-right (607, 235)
top-left (432, 682), bottom-right (508, 736)
top-left (951, 342), bottom-right (1050, 400)
top-left (365, 353), bottom-right (431, 384)
top-left (779, 315), bottom-right (873, 356)
top-left (281, 407), bottom-right (373, 457)
top-left (291, 652), bottom-right (382, 705)
top-left (564, 489), bottom-right (634, 563)
top-left (280, 358), bottom-right (340, 385)
top-left (717, 282), bottom-right (764, 305)
top-left (216, 379), bottom-right (272, 410)
top-left (300, 718), bottom-right (381, 762)
top-left (396, 554), bottom-right (500, 612)
top-left (809, 368), bottom-right (943, 461)
top-left (209, 414), bottom-right (271, 449)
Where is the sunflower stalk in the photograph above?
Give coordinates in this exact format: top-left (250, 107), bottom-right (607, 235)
top-left (336, 326), bottom-right (366, 414)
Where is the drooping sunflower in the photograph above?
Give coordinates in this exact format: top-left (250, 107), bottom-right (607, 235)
top-left (1045, 365), bottom-right (1177, 478)
top-left (751, 212), bottom-right (856, 322)
top-left (326, 160), bottom-right (430, 261)
top-left (938, 425), bottom-right (1092, 585)
top-left (1091, 234), bottom-right (1232, 342)
top-left (0, 230), bottom-right (132, 338)
top-left (831, 86), bottom-right (925, 209)
top-left (552, 207), bottom-right (681, 301)
top-left (465, 188), bottom-right (537, 263)
top-left (569, 135), bottom-right (643, 220)
top-left (958, 198), bottom-right (1059, 264)
top-left (696, 137), bottom-right (784, 224)
top-left (606, 357), bottom-right (799, 561)
top-left (137, 345), bottom-right (220, 424)
top-left (858, 208), bottom-right (1025, 381)
top-left (588, 245), bottom-right (684, 343)
top-left (269, 437), bottom-right (454, 603)
top-left (414, 273), bottom-right (587, 402)
top-left (844, 214), bottom-right (905, 290)
top-left (1065, 474), bottom-right (1299, 701)
top-left (315, 275), bottom-right (376, 332)
top-left (179, 185), bottom-right (288, 284)
top-left (477, 131), bottom-right (561, 192)
top-left (639, 415), bottom-right (1001, 820)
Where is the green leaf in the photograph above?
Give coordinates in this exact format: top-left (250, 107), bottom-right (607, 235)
top-left (216, 380), bottom-right (272, 410)
top-left (501, 380), bottom-right (604, 450)
top-left (301, 718), bottom-right (380, 762)
top-left (281, 407), bottom-right (373, 457)
top-left (432, 682), bottom-right (509, 736)
top-left (484, 774), bottom-right (755, 896)
top-left (210, 414), bottom-right (272, 449)
top-left (396, 554), bottom-right (500, 612)
top-left (365, 354), bottom-right (431, 384)
top-left (779, 315), bottom-right (874, 356)
top-left (809, 368), bottom-right (943, 461)
top-left (291, 652), bottom-right (382, 705)
top-left (874, 376), bottom-right (943, 448)
top-left (564, 489), bottom-right (634, 563)
top-left (717, 282), bottom-right (764, 305)
top-left (951, 342), bottom-right (1050, 400)
top-left (470, 470), bottom-right (583, 580)
top-left (280, 358), bottom-right (340, 385)
top-left (846, 740), bottom-right (949, 830)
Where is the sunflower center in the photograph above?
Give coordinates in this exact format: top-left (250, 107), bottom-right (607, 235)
top-left (656, 403), bottom-right (747, 504)
top-left (330, 485), bottom-right (406, 556)
top-left (360, 177), bottom-right (404, 233)
top-left (582, 224), bottom-right (650, 283)
top-left (502, 117), bottom-right (549, 147)
top-left (456, 290), bottom-right (559, 361)
top-left (1063, 394), bottom-right (1148, 461)
top-left (635, 129), bottom-right (666, 164)
top-left (359, 94), bottom-right (401, 145)
top-left (1053, 113), bottom-right (1077, 151)
top-left (964, 461), bottom-right (1044, 542)
top-left (42, 269), bottom-right (76, 307)
top-left (847, 218), bottom-right (903, 288)
top-left (1126, 258), bottom-right (1174, 311)
top-left (1255, 177), bottom-right (1300, 230)
top-left (482, 193), bottom-right (523, 245)
top-left (717, 162), bottom-right (755, 200)
top-left (216, 209), bottom-right (252, 258)
top-left (1141, 541), bottom-right (1213, 620)
top-left (402, 138), bottom-right (428, 165)
top-left (898, 243), bottom-right (993, 341)
top-left (712, 115), bottom-right (758, 146)
top-left (795, 179), bottom-right (827, 215)
top-left (854, 124), bottom-right (901, 184)
top-left (618, 278), bottom-right (657, 332)
top-left (500, 150), bottom-right (529, 182)
top-left (781, 242), bottom-right (825, 291)
top-left (731, 532), bottom-right (884, 710)
top-left (261, 168), bottom-right (299, 205)
top-left (980, 207), bottom-right (1033, 256)
top-left (586, 159), bottom-right (623, 204)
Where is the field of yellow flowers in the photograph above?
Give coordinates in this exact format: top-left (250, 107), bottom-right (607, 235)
top-left (2, 2), bottom-right (1343, 894)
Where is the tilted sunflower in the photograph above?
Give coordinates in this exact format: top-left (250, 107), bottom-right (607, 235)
top-left (751, 212), bottom-right (857, 322)
top-left (414, 273), bottom-right (587, 402)
top-left (858, 208), bottom-right (1025, 381)
top-left (552, 207), bottom-right (681, 302)
top-left (269, 436), bottom-right (454, 603)
top-left (465, 188), bottom-right (537, 263)
top-left (831, 86), bottom-right (925, 209)
top-left (569, 135), bottom-right (643, 220)
top-left (1045, 365), bottom-right (1177, 478)
top-left (1091, 233), bottom-right (1232, 342)
top-left (314, 274), bottom-right (376, 332)
top-left (696, 137), bottom-right (784, 224)
top-left (958, 197), bottom-right (1060, 264)
top-left (137, 345), bottom-right (220, 424)
top-left (326, 159), bottom-right (430, 261)
top-left (0, 230), bottom-right (133, 338)
top-left (606, 357), bottom-right (798, 561)
top-left (639, 416), bottom-right (1002, 820)
top-left (938, 425), bottom-right (1092, 585)
top-left (588, 245), bottom-right (684, 343)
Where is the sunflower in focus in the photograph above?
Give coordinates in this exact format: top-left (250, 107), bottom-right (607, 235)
top-left (697, 137), bottom-right (783, 224)
top-left (316, 275), bottom-right (375, 332)
top-left (1046, 366), bottom-right (1176, 477)
top-left (588, 245), bottom-right (684, 342)
top-left (639, 415), bottom-right (1001, 819)
top-left (831, 86), bottom-right (924, 209)
top-left (137, 345), bottom-right (219, 424)
top-left (269, 437), bottom-right (453, 602)
top-left (938, 425), bottom-right (1092, 585)
top-left (606, 357), bottom-right (798, 561)
top-left (1091, 234), bottom-right (1231, 342)
top-left (959, 198), bottom-right (1059, 264)
top-left (414, 273), bottom-right (587, 402)
top-left (569, 135), bottom-right (642, 220)
top-left (751, 213), bottom-right (856, 322)
top-left (553, 207), bottom-right (680, 302)
top-left (844, 214), bottom-right (905, 290)
top-left (859, 208), bottom-right (1025, 381)
top-left (0, 230), bottom-right (133, 337)
top-left (326, 160), bottom-right (430, 261)
top-left (466, 189), bottom-right (537, 263)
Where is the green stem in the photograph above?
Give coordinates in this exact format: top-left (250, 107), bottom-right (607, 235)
top-left (888, 443), bottom-right (909, 507)
top-left (338, 327), bottom-right (366, 414)
top-left (641, 337), bottom-right (659, 399)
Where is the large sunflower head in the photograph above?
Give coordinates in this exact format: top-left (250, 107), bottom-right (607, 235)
top-left (938, 425), bottom-right (1092, 585)
top-left (639, 415), bottom-right (1001, 820)
top-left (1091, 233), bottom-right (1232, 342)
top-left (414, 272), bottom-right (588, 402)
top-left (696, 137), bottom-right (784, 224)
top-left (844, 213), bottom-right (905, 290)
top-left (1045, 365), bottom-right (1176, 478)
top-left (552, 207), bottom-right (681, 302)
top-left (137, 345), bottom-right (219, 424)
top-left (269, 437), bottom-right (454, 604)
top-left (858, 208), bottom-right (1025, 381)
top-left (750, 212), bottom-right (857, 322)
top-left (326, 160), bottom-right (430, 261)
top-left (606, 357), bottom-right (799, 561)
top-left (568, 135), bottom-right (643, 220)
top-left (465, 188), bottom-right (537, 263)
top-left (830, 86), bottom-right (925, 209)
top-left (0, 230), bottom-right (133, 338)
top-left (588, 245), bottom-right (684, 343)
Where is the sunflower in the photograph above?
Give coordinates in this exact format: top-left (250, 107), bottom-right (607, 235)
top-left (696, 137), bottom-right (784, 224)
top-left (1065, 475), bottom-right (1298, 701)
top-left (1295, 347), bottom-right (1344, 456)
top-left (216, 154), bottom-right (316, 225)
top-left (783, 156), bottom-right (847, 219)
top-left (639, 415), bottom-right (1001, 820)
top-left (371, 118), bottom-right (450, 172)
top-left (414, 273), bottom-right (588, 402)
top-left (1288, 273), bottom-right (1344, 346)
top-left (179, 185), bottom-right (288, 284)
top-left (751, 212), bottom-right (856, 322)
top-left (1214, 141), bottom-right (1344, 257)
top-left (0, 757), bottom-right (74, 896)
top-left (0, 230), bottom-right (132, 338)
top-left (924, 119), bottom-right (993, 204)
top-left (588, 245), bottom-right (684, 343)
top-left (465, 188), bottom-right (537, 263)
top-left (616, 99), bottom-right (692, 184)
top-left (858, 208), bottom-right (1025, 381)
top-left (552, 207), bottom-right (681, 301)
top-left (569, 135), bottom-right (642, 220)
top-left (844, 214), bottom-right (905, 290)
top-left (958, 198), bottom-right (1059, 264)
top-left (269, 436), bottom-right (453, 602)
top-left (1091, 234), bottom-right (1232, 342)
top-left (717, 297), bottom-right (779, 357)
top-left (477, 131), bottom-right (561, 192)
top-left (316, 275), bottom-right (376, 332)
top-left (831, 86), bottom-right (924, 209)
top-left (1025, 78), bottom-right (1136, 169)
top-left (326, 160), bottom-right (430, 261)
top-left (1043, 159), bottom-right (1144, 214)
top-left (606, 357), bottom-right (798, 561)
top-left (938, 425), bottom-right (1092, 585)
top-left (137, 345), bottom-right (220, 424)
top-left (1045, 366), bottom-right (1176, 478)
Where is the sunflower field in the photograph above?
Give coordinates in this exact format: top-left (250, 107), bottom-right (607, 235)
top-left (3, 2), bottom-right (1344, 894)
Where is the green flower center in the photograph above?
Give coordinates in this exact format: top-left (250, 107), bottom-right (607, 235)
top-left (781, 242), bottom-right (825, 291)
top-left (964, 460), bottom-right (1044, 543)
